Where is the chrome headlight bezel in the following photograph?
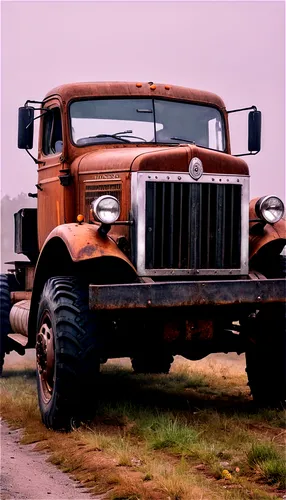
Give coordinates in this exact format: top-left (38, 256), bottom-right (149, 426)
top-left (255, 195), bottom-right (284, 224)
top-left (91, 195), bottom-right (121, 224)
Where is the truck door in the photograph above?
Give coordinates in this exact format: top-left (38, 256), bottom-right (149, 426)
top-left (37, 104), bottom-right (64, 249)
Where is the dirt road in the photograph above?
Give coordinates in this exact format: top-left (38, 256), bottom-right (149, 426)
top-left (0, 420), bottom-right (98, 500)
top-left (1, 351), bottom-right (105, 499)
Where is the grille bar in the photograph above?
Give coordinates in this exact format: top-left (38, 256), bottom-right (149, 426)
top-left (215, 185), bottom-right (225, 269)
top-left (206, 184), bottom-right (211, 268)
top-left (161, 183), bottom-right (166, 267)
top-left (169, 184), bottom-right (175, 267)
top-left (229, 185), bottom-right (234, 266)
top-left (178, 184), bottom-right (183, 268)
top-left (145, 181), bottom-right (241, 270)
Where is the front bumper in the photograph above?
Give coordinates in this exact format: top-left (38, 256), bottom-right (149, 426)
top-left (89, 278), bottom-right (285, 311)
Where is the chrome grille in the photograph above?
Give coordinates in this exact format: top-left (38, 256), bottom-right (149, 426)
top-left (145, 181), bottom-right (242, 270)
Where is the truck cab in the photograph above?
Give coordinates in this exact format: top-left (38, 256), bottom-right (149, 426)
top-left (1, 81), bottom-right (285, 430)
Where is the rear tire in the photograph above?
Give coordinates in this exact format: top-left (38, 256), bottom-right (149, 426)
top-left (0, 275), bottom-right (11, 375)
top-left (36, 277), bottom-right (99, 430)
top-left (246, 256), bottom-right (286, 408)
top-left (246, 305), bottom-right (285, 408)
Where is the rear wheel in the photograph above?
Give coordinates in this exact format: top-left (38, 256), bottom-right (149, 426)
top-left (36, 276), bottom-right (99, 430)
top-left (246, 305), bottom-right (285, 408)
top-left (246, 255), bottom-right (286, 408)
top-left (0, 275), bottom-right (11, 375)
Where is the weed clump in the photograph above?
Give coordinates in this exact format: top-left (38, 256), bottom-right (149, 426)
top-left (247, 443), bottom-right (280, 467)
top-left (248, 443), bottom-right (286, 488)
top-left (139, 414), bottom-right (198, 452)
top-left (259, 459), bottom-right (286, 488)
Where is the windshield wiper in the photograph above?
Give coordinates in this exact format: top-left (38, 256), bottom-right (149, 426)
top-left (115, 130), bottom-right (146, 142)
top-left (114, 130), bottom-right (132, 136)
top-left (170, 137), bottom-right (196, 144)
top-left (90, 131), bottom-right (132, 143)
top-left (120, 135), bottom-right (147, 142)
top-left (89, 130), bottom-right (146, 143)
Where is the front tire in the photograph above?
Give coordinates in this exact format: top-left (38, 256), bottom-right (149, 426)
top-left (36, 277), bottom-right (99, 430)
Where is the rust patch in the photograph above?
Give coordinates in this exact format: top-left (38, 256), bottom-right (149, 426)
top-left (185, 319), bottom-right (214, 341)
top-left (45, 81), bottom-right (226, 110)
top-left (163, 321), bottom-right (181, 342)
top-left (77, 243), bottom-right (99, 259)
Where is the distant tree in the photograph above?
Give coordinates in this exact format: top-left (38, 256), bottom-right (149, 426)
top-left (1, 193), bottom-right (36, 272)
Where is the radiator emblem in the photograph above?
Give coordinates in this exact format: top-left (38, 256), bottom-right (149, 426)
top-left (189, 157), bottom-right (203, 180)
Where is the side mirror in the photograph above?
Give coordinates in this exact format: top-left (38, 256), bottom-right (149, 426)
top-left (248, 110), bottom-right (261, 153)
top-left (18, 106), bottom-right (34, 149)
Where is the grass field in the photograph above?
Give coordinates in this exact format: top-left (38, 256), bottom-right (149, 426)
top-left (1, 351), bottom-right (285, 499)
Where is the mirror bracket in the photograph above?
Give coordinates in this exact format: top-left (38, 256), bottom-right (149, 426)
top-left (233, 151), bottom-right (259, 158)
top-left (25, 148), bottom-right (45, 165)
top-left (26, 108), bottom-right (49, 130)
top-left (227, 105), bottom-right (257, 114)
top-left (24, 99), bottom-right (44, 107)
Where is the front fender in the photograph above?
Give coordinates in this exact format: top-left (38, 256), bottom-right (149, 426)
top-left (27, 223), bottom-right (136, 345)
top-left (42, 222), bottom-right (135, 268)
top-left (249, 198), bottom-right (286, 260)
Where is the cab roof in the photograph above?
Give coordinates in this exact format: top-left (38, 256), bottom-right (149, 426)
top-left (44, 81), bottom-right (226, 109)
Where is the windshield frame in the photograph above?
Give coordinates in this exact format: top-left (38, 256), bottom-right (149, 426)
top-left (68, 96), bottom-right (227, 153)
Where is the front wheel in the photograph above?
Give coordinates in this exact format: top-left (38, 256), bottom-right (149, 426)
top-left (36, 277), bottom-right (99, 430)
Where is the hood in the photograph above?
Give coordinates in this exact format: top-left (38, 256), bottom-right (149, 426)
top-left (76, 144), bottom-right (249, 177)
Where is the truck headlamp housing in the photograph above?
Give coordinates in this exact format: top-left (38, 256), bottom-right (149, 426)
top-left (91, 195), bottom-right (120, 224)
top-left (255, 195), bottom-right (284, 224)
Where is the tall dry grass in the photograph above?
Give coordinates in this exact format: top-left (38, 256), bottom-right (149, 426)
top-left (1, 352), bottom-right (285, 499)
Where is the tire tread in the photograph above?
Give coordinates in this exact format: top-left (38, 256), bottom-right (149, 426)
top-left (37, 276), bottom-right (99, 430)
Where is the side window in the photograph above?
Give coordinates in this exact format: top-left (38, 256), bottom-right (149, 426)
top-left (42, 107), bottom-right (63, 155)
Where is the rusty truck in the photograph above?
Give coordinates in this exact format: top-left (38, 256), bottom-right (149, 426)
top-left (0, 81), bottom-right (285, 430)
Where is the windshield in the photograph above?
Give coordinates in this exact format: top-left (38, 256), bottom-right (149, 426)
top-left (70, 98), bottom-right (226, 151)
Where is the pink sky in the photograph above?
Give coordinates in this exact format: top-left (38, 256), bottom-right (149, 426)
top-left (1, 1), bottom-right (285, 200)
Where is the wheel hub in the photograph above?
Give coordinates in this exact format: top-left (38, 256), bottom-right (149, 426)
top-left (36, 316), bottom-right (55, 398)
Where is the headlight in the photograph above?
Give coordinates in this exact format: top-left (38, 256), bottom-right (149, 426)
top-left (255, 195), bottom-right (284, 224)
top-left (91, 195), bottom-right (120, 224)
